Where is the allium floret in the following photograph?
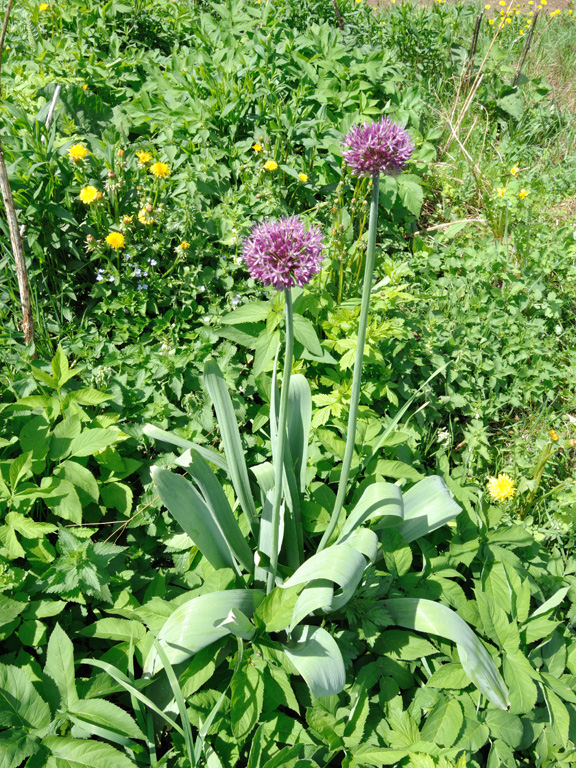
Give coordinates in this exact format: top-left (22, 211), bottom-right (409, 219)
top-left (242, 217), bottom-right (324, 291)
top-left (342, 118), bottom-right (414, 177)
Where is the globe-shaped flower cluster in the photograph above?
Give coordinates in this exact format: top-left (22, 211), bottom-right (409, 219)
top-left (242, 217), bottom-right (324, 290)
top-left (342, 118), bottom-right (414, 178)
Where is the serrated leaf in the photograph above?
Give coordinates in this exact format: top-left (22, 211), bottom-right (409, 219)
top-left (68, 699), bottom-right (145, 741)
top-left (231, 662), bottom-right (265, 740)
top-left (66, 389), bottom-right (111, 406)
top-left (0, 664), bottom-right (51, 731)
top-left (293, 315), bottom-right (323, 357)
top-left (68, 429), bottom-right (119, 458)
top-left (41, 736), bottom-right (137, 767)
top-left (503, 650), bottom-right (538, 715)
top-left (483, 709), bottom-right (523, 748)
top-left (44, 624), bottom-right (78, 711)
top-left (0, 728), bottom-right (40, 768)
top-left (420, 699), bottom-right (463, 747)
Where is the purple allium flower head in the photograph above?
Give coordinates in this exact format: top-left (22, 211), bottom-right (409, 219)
top-left (242, 217), bottom-right (324, 291)
top-left (342, 118), bottom-right (414, 178)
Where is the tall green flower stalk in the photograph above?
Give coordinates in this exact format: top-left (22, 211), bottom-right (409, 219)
top-left (240, 216), bottom-right (324, 590)
top-left (318, 118), bottom-right (414, 552)
top-left (268, 289), bottom-right (293, 592)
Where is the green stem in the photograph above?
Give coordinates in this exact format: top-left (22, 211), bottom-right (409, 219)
top-left (318, 175), bottom-right (380, 552)
top-left (267, 289), bottom-right (294, 592)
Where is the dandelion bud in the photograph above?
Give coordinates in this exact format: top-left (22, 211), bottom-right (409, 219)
top-left (107, 169), bottom-right (116, 178)
top-left (145, 204), bottom-right (154, 213)
top-left (86, 234), bottom-right (95, 243)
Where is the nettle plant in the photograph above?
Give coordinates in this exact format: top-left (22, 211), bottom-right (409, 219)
top-left (133, 119), bottom-right (509, 763)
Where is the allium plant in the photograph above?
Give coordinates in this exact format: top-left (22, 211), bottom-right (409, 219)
top-left (318, 117), bottom-right (414, 550)
top-left (242, 216), bottom-right (324, 589)
top-left (138, 135), bottom-right (509, 766)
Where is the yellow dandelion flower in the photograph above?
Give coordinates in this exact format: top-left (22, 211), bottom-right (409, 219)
top-left (488, 17), bottom-right (495, 22)
top-left (487, 474), bottom-right (516, 502)
top-left (485, 3), bottom-right (491, 8)
top-left (264, 160), bottom-right (278, 171)
top-left (150, 161), bottom-right (170, 179)
top-left (138, 208), bottom-right (155, 225)
top-left (39, 2), bottom-right (49, 9)
top-left (541, 0), bottom-right (546, 5)
top-left (569, 9), bottom-right (573, 14)
top-left (510, 165), bottom-right (519, 176)
top-left (180, 241), bottom-right (191, 250)
top-left (497, 187), bottom-right (506, 197)
top-left (136, 150), bottom-right (153, 164)
top-left (105, 232), bottom-right (125, 250)
top-left (505, 16), bottom-right (512, 21)
top-left (252, 143), bottom-right (263, 153)
top-left (518, 188), bottom-right (529, 199)
top-left (79, 186), bottom-right (99, 204)
top-left (519, 28), bottom-right (524, 32)
top-left (298, 172), bottom-right (308, 183)
top-left (68, 143), bottom-right (88, 162)
top-left (549, 429), bottom-right (559, 441)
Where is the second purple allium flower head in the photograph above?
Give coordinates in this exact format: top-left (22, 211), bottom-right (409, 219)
top-left (242, 217), bottom-right (324, 291)
top-left (342, 117), bottom-right (414, 178)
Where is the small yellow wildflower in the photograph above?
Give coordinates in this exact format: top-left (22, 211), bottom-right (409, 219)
top-left (549, 429), bottom-right (559, 442)
top-left (82, 84), bottom-right (88, 90)
top-left (252, 143), bottom-right (263, 153)
top-left (68, 144), bottom-right (88, 162)
top-left (79, 186), bottom-right (99, 204)
top-left (518, 188), bottom-right (529, 199)
top-left (105, 232), bottom-right (125, 250)
top-left (488, 17), bottom-right (495, 23)
top-left (136, 150), bottom-right (153, 164)
top-left (264, 160), bottom-right (278, 171)
top-left (39, 2), bottom-right (49, 9)
top-left (499, 1), bottom-right (506, 6)
top-left (497, 187), bottom-right (506, 197)
top-left (487, 474), bottom-right (516, 502)
top-left (505, 16), bottom-right (512, 21)
top-left (150, 161), bottom-right (170, 179)
top-left (180, 241), bottom-right (191, 250)
top-left (541, 0), bottom-right (546, 5)
top-left (298, 173), bottom-right (308, 183)
top-left (510, 165), bottom-right (519, 176)
top-left (519, 28), bottom-right (524, 33)
top-left (569, 10), bottom-right (573, 15)
top-left (138, 208), bottom-right (155, 225)
top-left (122, 215), bottom-right (134, 224)
top-left (117, 148), bottom-right (125, 157)
top-left (485, 3), bottom-right (491, 8)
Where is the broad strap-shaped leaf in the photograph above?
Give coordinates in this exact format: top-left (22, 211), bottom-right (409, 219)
top-left (143, 424), bottom-right (228, 472)
top-left (253, 461), bottom-right (281, 583)
top-left (151, 466), bottom-right (238, 572)
top-left (144, 589), bottom-right (265, 675)
top-left (384, 598), bottom-right (509, 710)
top-left (339, 483), bottom-right (403, 541)
top-left (396, 476), bottom-right (461, 543)
top-left (176, 449), bottom-right (254, 574)
top-left (204, 360), bottom-right (258, 535)
top-left (286, 374), bottom-right (312, 494)
top-left (282, 625), bottom-right (346, 698)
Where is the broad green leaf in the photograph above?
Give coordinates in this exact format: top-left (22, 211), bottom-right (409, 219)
top-left (151, 466), bottom-right (238, 572)
top-left (221, 301), bottom-right (271, 325)
top-left (457, 718), bottom-right (490, 751)
top-left (307, 706), bottom-right (344, 750)
top-left (351, 746), bottom-right (409, 765)
top-left (68, 429), bottom-right (119, 458)
top-left (503, 650), bottom-right (537, 715)
top-left (373, 460), bottom-right (423, 484)
top-left (231, 662), bottom-right (265, 740)
top-left (5, 512), bottom-right (57, 539)
top-left (143, 424), bottom-right (228, 472)
top-left (204, 360), bottom-right (257, 535)
top-left (397, 476), bottom-right (461, 543)
top-left (177, 449), bottom-right (253, 573)
top-left (256, 585), bottom-right (301, 633)
top-left (100, 482), bottom-right (132, 516)
top-left (253, 328), bottom-right (280, 377)
top-left (339, 483), bottom-right (403, 540)
top-left (384, 598), bottom-right (509, 710)
top-left (9, 451), bottom-right (33, 490)
top-left (65, 389), bottom-right (111, 407)
top-left (397, 175), bottom-right (424, 216)
top-left (53, 461), bottom-right (99, 504)
top-left (476, 591), bottom-right (519, 652)
top-left (293, 315), bottom-right (323, 357)
top-left (0, 728), bottom-right (40, 768)
top-left (426, 662), bottom-right (470, 689)
top-left (420, 699), bottom-right (463, 747)
top-left (42, 478), bottom-right (82, 523)
top-left (80, 618), bottom-right (147, 643)
top-left (144, 589), bottom-right (265, 675)
top-left (282, 625), bottom-right (345, 698)
top-left (44, 624), bottom-right (78, 711)
top-left (483, 709), bottom-right (523, 748)
top-left (531, 586), bottom-right (570, 618)
top-left (0, 596), bottom-right (27, 627)
top-left (486, 740), bottom-right (518, 768)
top-left (0, 664), bottom-right (51, 731)
top-left (544, 687), bottom-right (570, 748)
top-left (41, 736), bottom-right (137, 767)
top-left (51, 346), bottom-right (76, 388)
top-left (68, 699), bottom-right (145, 741)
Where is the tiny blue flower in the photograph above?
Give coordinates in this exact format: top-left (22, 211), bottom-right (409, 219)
top-left (134, 268), bottom-right (142, 277)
